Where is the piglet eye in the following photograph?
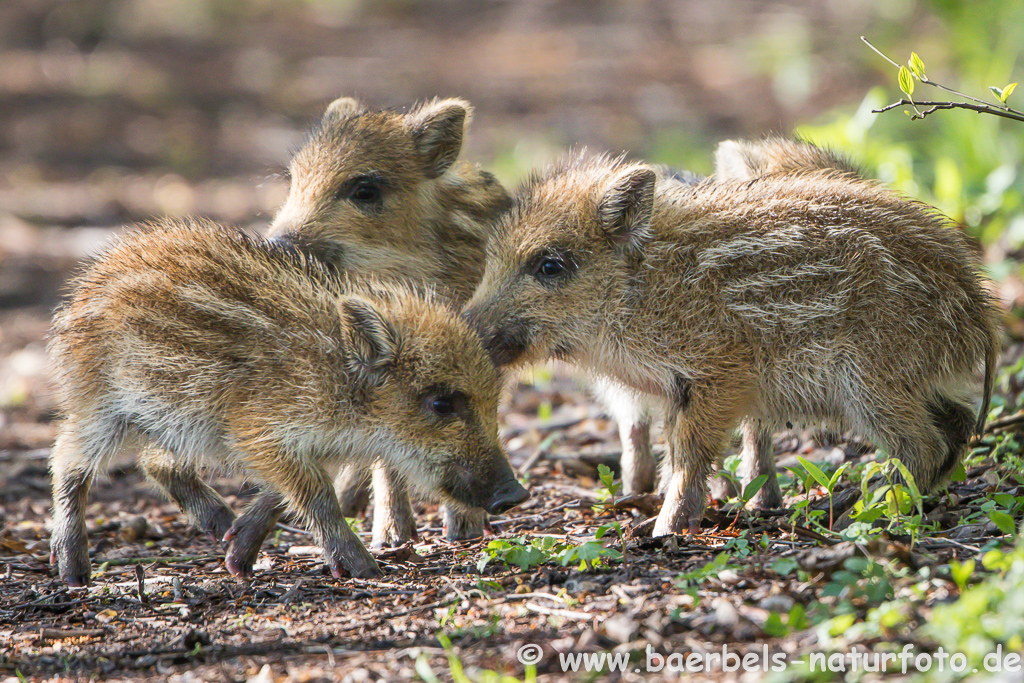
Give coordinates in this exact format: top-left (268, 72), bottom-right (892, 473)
top-left (431, 395), bottom-right (454, 416)
top-left (335, 175), bottom-right (384, 207)
top-left (538, 257), bottom-right (565, 278)
top-left (350, 180), bottom-right (381, 205)
top-left (530, 251), bottom-right (576, 283)
top-left (424, 391), bottom-right (467, 419)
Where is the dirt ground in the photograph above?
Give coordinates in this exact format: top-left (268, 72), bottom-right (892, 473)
top-left (2, 369), bottom-right (1019, 683)
top-left (2, 2), bottom-right (1017, 682)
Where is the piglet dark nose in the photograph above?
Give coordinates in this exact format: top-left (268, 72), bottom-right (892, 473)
top-left (486, 479), bottom-right (530, 515)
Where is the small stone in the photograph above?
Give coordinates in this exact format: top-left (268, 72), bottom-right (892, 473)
top-left (94, 609), bottom-right (117, 624)
top-left (343, 669), bottom-right (371, 683)
top-left (759, 595), bottom-right (795, 613)
top-left (825, 447), bottom-right (846, 464)
top-left (717, 569), bottom-right (741, 585)
top-left (603, 615), bottom-right (638, 644)
top-left (712, 598), bottom-right (739, 628)
top-left (119, 515), bottom-right (148, 542)
top-left (668, 593), bottom-right (695, 610)
top-left (564, 578), bottom-right (600, 594)
top-left (550, 636), bottom-right (575, 652)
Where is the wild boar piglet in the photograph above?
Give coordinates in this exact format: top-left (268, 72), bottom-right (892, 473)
top-left (135, 97), bottom-right (514, 556)
top-left (463, 150), bottom-right (999, 536)
top-left (49, 219), bottom-right (527, 586)
top-left (267, 95), bottom-right (513, 546)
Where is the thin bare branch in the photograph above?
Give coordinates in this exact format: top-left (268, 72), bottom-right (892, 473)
top-left (873, 99), bottom-right (1024, 123)
top-left (921, 78), bottom-right (1001, 108)
top-left (860, 37), bottom-right (901, 69)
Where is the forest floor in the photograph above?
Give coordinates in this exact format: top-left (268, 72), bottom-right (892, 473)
top-left (2, 337), bottom-right (1022, 681)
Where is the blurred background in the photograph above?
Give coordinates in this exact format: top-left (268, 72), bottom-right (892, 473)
top-left (2, 0), bottom-right (1023, 451)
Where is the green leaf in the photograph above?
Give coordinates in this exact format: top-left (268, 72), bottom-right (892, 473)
top-left (949, 558), bottom-right (975, 591)
top-left (851, 505), bottom-right (884, 528)
top-left (796, 456), bottom-right (830, 489)
top-left (1003, 82), bottom-right (1018, 103)
top-left (742, 474), bottom-right (769, 502)
top-left (982, 549), bottom-right (1009, 571)
top-left (597, 463), bottom-right (616, 492)
top-left (788, 603), bottom-right (808, 630)
top-left (990, 86), bottom-right (1005, 101)
top-left (763, 612), bottom-right (788, 637)
top-left (909, 52), bottom-right (926, 79)
top-left (989, 509), bottom-right (1017, 535)
top-left (898, 66), bottom-right (915, 97)
top-left (994, 492), bottom-right (1016, 508)
top-left (771, 557), bottom-right (799, 577)
top-left (891, 461), bottom-right (924, 514)
top-left (827, 463), bottom-right (849, 491)
top-left (827, 613), bottom-right (857, 637)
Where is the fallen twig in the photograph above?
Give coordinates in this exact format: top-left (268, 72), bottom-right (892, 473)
top-left (39, 628), bottom-right (107, 640)
top-left (523, 601), bottom-right (597, 621)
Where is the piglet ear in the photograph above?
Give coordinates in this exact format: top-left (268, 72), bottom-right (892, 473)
top-left (405, 98), bottom-right (470, 179)
top-left (597, 166), bottom-right (656, 252)
top-left (713, 139), bottom-right (757, 181)
top-left (323, 96), bottom-right (364, 121)
top-left (341, 297), bottom-right (399, 386)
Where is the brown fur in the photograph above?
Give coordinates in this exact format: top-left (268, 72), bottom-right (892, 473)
top-left (270, 96), bottom-right (511, 304)
top-left (714, 137), bottom-right (861, 181)
top-left (603, 142), bottom-right (855, 502)
top-left (596, 166), bottom-right (705, 496)
top-left (463, 149), bottom-right (999, 536)
top-left (48, 218), bottom-right (526, 586)
top-left (707, 137), bottom-right (867, 507)
top-left (266, 97), bottom-right (512, 547)
top-left (134, 97), bottom-right (511, 556)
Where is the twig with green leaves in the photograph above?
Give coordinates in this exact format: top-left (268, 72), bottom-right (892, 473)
top-left (794, 456), bottom-right (848, 531)
top-left (862, 37), bottom-right (1023, 123)
top-left (595, 464), bottom-right (629, 569)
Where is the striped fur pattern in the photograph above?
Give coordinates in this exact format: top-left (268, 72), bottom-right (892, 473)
top-left (463, 148), bottom-right (1000, 536)
top-left (48, 219), bottom-right (525, 585)
top-left (266, 97), bottom-right (513, 548)
top-left (139, 97), bottom-right (512, 556)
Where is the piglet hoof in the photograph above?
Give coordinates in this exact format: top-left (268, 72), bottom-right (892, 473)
top-left (223, 523), bottom-right (265, 578)
top-left (63, 573), bottom-right (90, 588)
top-left (442, 506), bottom-right (487, 541)
top-left (652, 501), bottom-right (702, 537)
top-left (55, 549), bottom-right (92, 587)
top-left (224, 553), bottom-right (254, 579)
top-left (331, 545), bottom-right (382, 579)
top-left (371, 511), bottom-right (417, 549)
top-left (199, 506), bottom-right (236, 543)
top-left (224, 538), bottom-right (258, 578)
